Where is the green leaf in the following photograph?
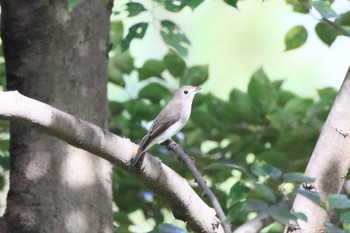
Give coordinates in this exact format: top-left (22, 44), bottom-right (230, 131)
top-left (223, 0), bottom-right (238, 8)
top-left (125, 2), bottom-right (146, 17)
top-left (138, 83), bottom-right (169, 103)
top-left (246, 181), bottom-right (276, 202)
top-left (324, 222), bottom-right (345, 233)
top-left (110, 21), bottom-right (124, 48)
top-left (251, 162), bottom-right (282, 180)
top-left (284, 98), bottom-right (313, 114)
top-left (328, 194), bottom-right (350, 209)
top-left (156, 0), bottom-right (186, 12)
top-left (164, 49), bottom-right (186, 77)
top-left (268, 206), bottom-right (298, 225)
top-left (121, 22), bottom-right (148, 53)
top-left (283, 172), bottom-right (315, 183)
top-left (191, 108), bottom-right (221, 133)
top-left (311, 1), bottom-right (337, 18)
top-left (185, 0), bottom-right (205, 10)
top-left (336, 12), bottom-right (350, 27)
top-left (285, 0), bottom-right (310, 14)
top-left (229, 89), bottom-right (261, 122)
top-left (285, 25), bottom-right (308, 51)
top-left (180, 65), bottom-right (208, 86)
top-left (138, 59), bottom-right (165, 80)
top-left (113, 52), bottom-right (134, 74)
top-left (241, 199), bottom-right (269, 212)
top-left (297, 189), bottom-right (326, 210)
top-left (160, 20), bottom-right (190, 57)
top-left (340, 211), bottom-right (350, 223)
top-left (227, 181), bottom-right (250, 207)
top-left (109, 101), bottom-right (125, 116)
top-left (247, 68), bottom-right (277, 113)
top-left (315, 22), bottom-right (340, 46)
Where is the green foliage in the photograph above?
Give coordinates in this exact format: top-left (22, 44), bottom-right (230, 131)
top-left (160, 20), bottom-right (191, 57)
top-left (284, 25), bottom-right (308, 51)
top-left (223, 0), bottom-right (238, 8)
top-left (164, 50), bottom-right (186, 77)
top-left (108, 29), bottom-right (338, 228)
top-left (315, 21), bottom-right (340, 46)
top-left (117, 1), bottom-right (206, 57)
top-left (285, 0), bottom-right (350, 48)
top-left (125, 2), bottom-right (146, 17)
top-left (121, 22), bottom-right (148, 53)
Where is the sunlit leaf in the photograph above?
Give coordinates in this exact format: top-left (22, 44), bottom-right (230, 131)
top-left (285, 25), bottom-right (308, 51)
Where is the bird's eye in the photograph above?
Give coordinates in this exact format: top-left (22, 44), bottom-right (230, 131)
top-left (183, 90), bottom-right (189, 94)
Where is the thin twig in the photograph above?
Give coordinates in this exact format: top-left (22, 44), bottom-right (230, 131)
top-left (163, 139), bottom-right (232, 233)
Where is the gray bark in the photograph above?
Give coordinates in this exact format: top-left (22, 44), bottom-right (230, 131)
top-left (285, 67), bottom-right (350, 233)
top-left (1, 0), bottom-right (113, 232)
top-left (0, 91), bottom-right (224, 233)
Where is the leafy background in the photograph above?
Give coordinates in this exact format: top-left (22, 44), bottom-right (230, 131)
top-left (1, 0), bottom-right (350, 232)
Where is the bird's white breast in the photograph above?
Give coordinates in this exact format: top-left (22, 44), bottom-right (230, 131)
top-left (152, 120), bottom-right (186, 145)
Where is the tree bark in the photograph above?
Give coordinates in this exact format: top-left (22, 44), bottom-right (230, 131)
top-left (1, 0), bottom-right (113, 232)
top-left (0, 91), bottom-right (224, 233)
top-left (285, 67), bottom-right (350, 233)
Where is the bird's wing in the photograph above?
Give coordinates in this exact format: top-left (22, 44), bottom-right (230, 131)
top-left (138, 109), bottom-right (181, 152)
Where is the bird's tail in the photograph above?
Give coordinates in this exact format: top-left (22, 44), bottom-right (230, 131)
top-left (131, 149), bottom-right (145, 166)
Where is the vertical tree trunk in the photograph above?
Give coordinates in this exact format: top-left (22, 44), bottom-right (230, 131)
top-left (1, 0), bottom-right (113, 232)
top-left (285, 67), bottom-right (350, 232)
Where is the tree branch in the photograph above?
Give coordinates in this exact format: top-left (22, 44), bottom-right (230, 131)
top-left (285, 66), bottom-right (350, 232)
top-left (162, 139), bottom-right (232, 233)
top-left (0, 91), bottom-right (224, 233)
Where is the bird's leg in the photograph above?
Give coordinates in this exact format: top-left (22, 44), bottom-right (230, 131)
top-left (162, 139), bottom-right (177, 150)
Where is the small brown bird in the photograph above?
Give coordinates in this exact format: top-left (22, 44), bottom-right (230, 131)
top-left (131, 86), bottom-right (201, 165)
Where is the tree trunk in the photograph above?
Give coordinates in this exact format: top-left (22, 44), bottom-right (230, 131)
top-left (1, 0), bottom-right (113, 232)
top-left (285, 67), bottom-right (350, 233)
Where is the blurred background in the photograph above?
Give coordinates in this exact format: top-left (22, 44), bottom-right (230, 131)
top-left (1, 0), bottom-right (350, 232)
top-left (114, 0), bottom-right (350, 99)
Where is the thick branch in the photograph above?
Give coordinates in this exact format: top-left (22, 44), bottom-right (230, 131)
top-left (163, 139), bottom-right (232, 233)
top-left (285, 66), bottom-right (350, 233)
top-left (0, 91), bottom-right (224, 233)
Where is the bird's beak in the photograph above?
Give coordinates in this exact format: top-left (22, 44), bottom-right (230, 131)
top-left (195, 86), bottom-right (202, 92)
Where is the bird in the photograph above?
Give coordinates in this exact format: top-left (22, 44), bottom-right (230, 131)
top-left (131, 85), bottom-right (201, 166)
